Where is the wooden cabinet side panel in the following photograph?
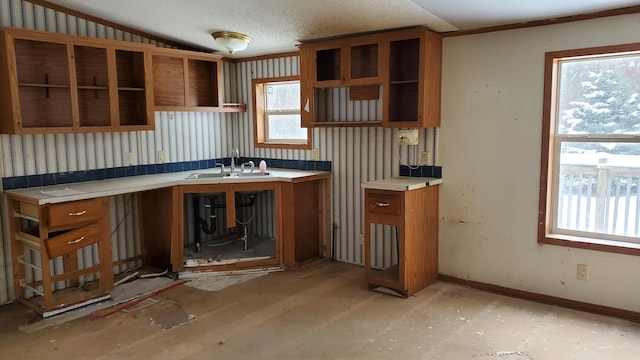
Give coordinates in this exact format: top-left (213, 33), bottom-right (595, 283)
top-left (139, 188), bottom-right (177, 271)
top-left (281, 182), bottom-right (295, 268)
top-left (421, 32), bottom-right (442, 128)
top-left (293, 180), bottom-right (321, 263)
top-left (299, 46), bottom-right (315, 127)
top-left (404, 186), bottom-right (439, 294)
top-left (0, 32), bottom-right (20, 133)
top-left (6, 197), bottom-right (25, 302)
top-left (97, 197), bottom-right (114, 291)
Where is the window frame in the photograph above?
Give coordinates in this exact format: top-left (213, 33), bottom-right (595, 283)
top-left (252, 76), bottom-right (311, 150)
top-left (539, 42), bottom-right (640, 256)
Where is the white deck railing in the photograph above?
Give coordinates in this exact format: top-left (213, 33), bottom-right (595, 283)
top-left (558, 164), bottom-right (639, 238)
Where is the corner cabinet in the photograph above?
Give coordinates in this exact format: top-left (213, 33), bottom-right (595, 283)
top-left (299, 27), bottom-right (441, 128)
top-left (363, 182), bottom-right (439, 297)
top-left (151, 47), bottom-right (245, 112)
top-left (0, 28), bottom-right (154, 134)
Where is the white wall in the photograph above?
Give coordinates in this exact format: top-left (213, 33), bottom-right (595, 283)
top-left (439, 14), bottom-right (640, 312)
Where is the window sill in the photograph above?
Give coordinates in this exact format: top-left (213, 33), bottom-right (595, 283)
top-left (255, 142), bottom-right (311, 150)
top-left (540, 234), bottom-right (640, 256)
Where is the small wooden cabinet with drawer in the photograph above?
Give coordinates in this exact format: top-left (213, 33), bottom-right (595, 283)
top-left (7, 196), bottom-right (113, 316)
top-left (364, 185), bottom-right (439, 297)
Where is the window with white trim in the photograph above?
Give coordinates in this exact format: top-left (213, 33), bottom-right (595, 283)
top-left (539, 44), bottom-right (640, 253)
top-left (253, 76), bottom-right (310, 149)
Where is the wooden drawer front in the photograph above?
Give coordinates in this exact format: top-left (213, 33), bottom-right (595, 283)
top-left (366, 191), bottom-right (401, 216)
top-left (45, 222), bottom-right (100, 258)
top-left (47, 199), bottom-right (104, 228)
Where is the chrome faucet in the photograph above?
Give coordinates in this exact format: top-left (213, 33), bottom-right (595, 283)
top-left (230, 147), bottom-right (240, 173)
top-left (241, 160), bottom-right (255, 173)
top-left (215, 163), bottom-right (226, 174)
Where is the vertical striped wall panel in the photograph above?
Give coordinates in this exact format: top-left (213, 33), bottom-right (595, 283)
top-left (228, 56), bottom-right (439, 266)
top-left (0, 0), bottom-right (224, 304)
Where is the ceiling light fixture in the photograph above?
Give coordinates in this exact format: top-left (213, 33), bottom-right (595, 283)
top-left (211, 31), bottom-right (252, 54)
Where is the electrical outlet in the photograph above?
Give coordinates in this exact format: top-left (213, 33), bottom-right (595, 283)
top-left (577, 264), bottom-right (589, 280)
top-left (311, 148), bottom-right (319, 160)
top-left (124, 152), bottom-right (134, 166)
top-left (157, 150), bottom-right (166, 163)
top-left (420, 151), bottom-right (431, 165)
top-left (397, 129), bottom-right (419, 145)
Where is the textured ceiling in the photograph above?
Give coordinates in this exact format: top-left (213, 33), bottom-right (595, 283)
top-left (44, 0), bottom-right (640, 58)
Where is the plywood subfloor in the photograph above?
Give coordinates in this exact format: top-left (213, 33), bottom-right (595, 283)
top-left (0, 260), bottom-right (638, 359)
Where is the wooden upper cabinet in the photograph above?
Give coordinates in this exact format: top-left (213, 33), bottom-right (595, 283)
top-left (382, 28), bottom-right (442, 128)
top-left (0, 28), bottom-right (154, 134)
top-left (151, 48), bottom-right (244, 112)
top-left (0, 29), bottom-right (74, 133)
top-left (299, 27), bottom-right (441, 128)
top-left (305, 38), bottom-right (381, 87)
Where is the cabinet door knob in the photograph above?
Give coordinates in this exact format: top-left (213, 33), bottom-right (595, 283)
top-left (67, 236), bottom-right (85, 245)
top-left (68, 210), bottom-right (87, 216)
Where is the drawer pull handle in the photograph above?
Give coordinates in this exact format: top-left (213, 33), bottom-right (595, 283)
top-left (68, 210), bottom-right (87, 216)
top-left (372, 202), bottom-right (390, 208)
top-left (67, 236), bottom-right (85, 245)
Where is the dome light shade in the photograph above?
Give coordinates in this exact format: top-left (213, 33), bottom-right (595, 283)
top-left (212, 31), bottom-right (252, 54)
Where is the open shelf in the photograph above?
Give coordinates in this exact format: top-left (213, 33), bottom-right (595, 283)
top-left (116, 49), bottom-right (149, 127)
top-left (188, 58), bottom-right (220, 107)
top-left (13, 37), bottom-right (72, 129)
top-left (18, 86), bottom-right (73, 128)
top-left (75, 45), bottom-right (111, 127)
top-left (350, 43), bottom-right (378, 80)
top-left (316, 48), bottom-right (342, 82)
top-left (389, 38), bottom-right (420, 82)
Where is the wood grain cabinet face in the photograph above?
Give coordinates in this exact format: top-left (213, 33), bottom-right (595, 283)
top-left (382, 29), bottom-right (442, 128)
top-left (74, 44), bottom-right (111, 128)
top-left (0, 28), bottom-right (154, 134)
top-left (151, 48), bottom-right (237, 112)
top-left (299, 27), bottom-right (441, 128)
top-left (45, 222), bottom-right (100, 258)
top-left (2, 35), bottom-right (74, 132)
top-left (47, 198), bottom-right (105, 228)
top-left (7, 196), bottom-right (113, 316)
top-left (364, 186), bottom-right (439, 297)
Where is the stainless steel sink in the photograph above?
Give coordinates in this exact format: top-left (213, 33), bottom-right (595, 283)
top-left (185, 172), bottom-right (225, 179)
top-left (185, 171), bottom-right (270, 179)
top-left (235, 172), bottom-right (270, 177)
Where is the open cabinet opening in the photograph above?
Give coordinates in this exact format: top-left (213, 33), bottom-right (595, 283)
top-left (183, 190), bottom-right (277, 268)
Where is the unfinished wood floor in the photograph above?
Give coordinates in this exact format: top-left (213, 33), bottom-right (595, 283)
top-left (0, 260), bottom-right (638, 359)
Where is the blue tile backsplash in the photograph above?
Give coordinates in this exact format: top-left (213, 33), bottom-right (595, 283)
top-left (2, 157), bottom-right (333, 191)
top-left (2, 158), bottom-right (440, 191)
top-left (399, 165), bottom-right (442, 179)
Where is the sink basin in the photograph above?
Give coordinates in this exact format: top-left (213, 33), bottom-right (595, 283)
top-left (235, 172), bottom-right (270, 177)
top-left (185, 172), bottom-right (270, 179)
top-left (185, 172), bottom-right (225, 179)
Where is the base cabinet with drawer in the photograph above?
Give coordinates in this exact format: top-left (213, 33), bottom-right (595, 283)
top-left (363, 184), bottom-right (439, 297)
top-left (7, 196), bottom-right (113, 316)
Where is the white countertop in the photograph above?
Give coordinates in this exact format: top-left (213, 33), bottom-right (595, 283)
top-left (361, 177), bottom-right (442, 191)
top-left (5, 168), bottom-right (329, 205)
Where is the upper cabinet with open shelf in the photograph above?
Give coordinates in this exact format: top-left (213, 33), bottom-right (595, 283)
top-left (299, 27), bottom-right (442, 128)
top-left (0, 28), bottom-right (154, 134)
top-left (151, 47), bottom-right (245, 113)
top-left (0, 28), bottom-right (243, 135)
